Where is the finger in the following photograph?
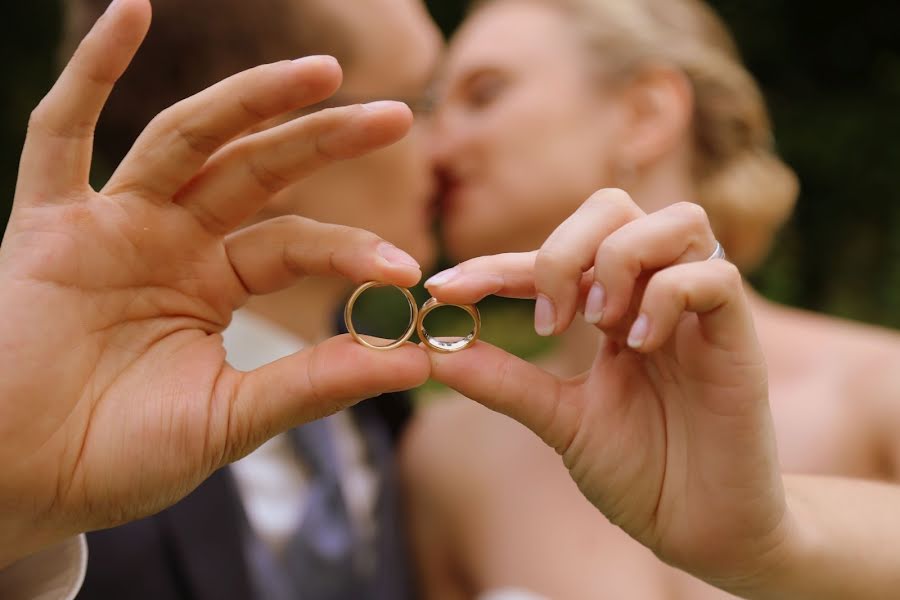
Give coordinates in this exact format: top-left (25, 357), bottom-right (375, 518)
top-left (18, 0), bottom-right (150, 198)
top-left (174, 101), bottom-right (412, 234)
top-left (223, 335), bottom-right (430, 459)
top-left (533, 189), bottom-right (643, 337)
top-left (425, 252), bottom-right (596, 303)
top-left (225, 215), bottom-right (422, 297)
top-left (427, 341), bottom-right (578, 454)
top-left (104, 55), bottom-right (344, 202)
top-left (588, 202), bottom-right (718, 329)
top-left (622, 259), bottom-right (754, 354)
top-left (425, 252), bottom-right (538, 303)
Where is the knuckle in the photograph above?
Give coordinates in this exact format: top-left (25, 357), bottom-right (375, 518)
top-left (27, 104), bottom-right (49, 132)
top-left (535, 247), bottom-right (580, 281)
top-left (27, 103), bottom-right (93, 140)
top-left (269, 214), bottom-right (318, 238)
top-left (237, 95), bottom-right (269, 122)
top-left (174, 123), bottom-right (225, 157)
top-left (594, 187), bottom-right (631, 205)
top-left (715, 260), bottom-right (743, 285)
top-left (673, 201), bottom-right (710, 228)
top-left (589, 188), bottom-right (638, 214)
top-left (596, 237), bottom-right (636, 275)
top-left (193, 204), bottom-right (233, 235)
top-left (646, 267), bottom-right (678, 295)
top-left (269, 214), bottom-right (305, 229)
top-left (247, 156), bottom-right (291, 194)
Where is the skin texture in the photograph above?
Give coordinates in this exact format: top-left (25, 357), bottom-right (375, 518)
top-left (240, 0), bottom-right (445, 343)
top-left (0, 0), bottom-right (434, 567)
top-left (407, 2), bottom-right (900, 598)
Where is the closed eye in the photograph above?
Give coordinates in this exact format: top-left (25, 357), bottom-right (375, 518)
top-left (461, 69), bottom-right (509, 111)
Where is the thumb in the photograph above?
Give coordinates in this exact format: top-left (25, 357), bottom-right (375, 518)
top-left (221, 334), bottom-right (429, 460)
top-left (427, 341), bottom-right (577, 454)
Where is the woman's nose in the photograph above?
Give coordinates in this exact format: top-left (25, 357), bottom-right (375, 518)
top-left (425, 111), bottom-right (470, 170)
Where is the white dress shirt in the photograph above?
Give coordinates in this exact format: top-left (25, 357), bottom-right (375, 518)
top-left (0, 535), bottom-right (86, 600)
top-left (223, 309), bottom-right (379, 556)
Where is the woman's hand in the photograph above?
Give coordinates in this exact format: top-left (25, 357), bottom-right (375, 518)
top-left (0, 0), bottom-right (428, 565)
top-left (424, 188), bottom-right (790, 590)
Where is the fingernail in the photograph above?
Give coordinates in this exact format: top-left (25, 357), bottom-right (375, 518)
top-left (627, 314), bottom-right (650, 349)
top-left (377, 243), bottom-right (420, 269)
top-left (584, 282), bottom-right (606, 324)
top-left (534, 294), bottom-right (556, 337)
top-left (104, 0), bottom-right (121, 14)
top-left (425, 267), bottom-right (459, 287)
top-left (293, 55), bottom-right (339, 66)
top-left (362, 100), bottom-right (406, 112)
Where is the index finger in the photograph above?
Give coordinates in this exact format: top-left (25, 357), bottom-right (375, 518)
top-left (425, 252), bottom-right (593, 305)
top-left (105, 55), bottom-right (344, 202)
top-left (18, 0), bottom-right (151, 198)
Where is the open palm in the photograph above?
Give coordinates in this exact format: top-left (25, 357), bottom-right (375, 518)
top-left (0, 0), bottom-right (428, 564)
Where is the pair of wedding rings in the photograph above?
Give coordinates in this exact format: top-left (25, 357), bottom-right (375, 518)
top-left (344, 281), bottom-right (481, 353)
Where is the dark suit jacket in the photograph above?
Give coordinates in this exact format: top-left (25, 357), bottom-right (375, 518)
top-left (77, 393), bottom-right (412, 600)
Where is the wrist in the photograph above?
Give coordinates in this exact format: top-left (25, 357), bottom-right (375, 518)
top-left (718, 478), bottom-right (823, 600)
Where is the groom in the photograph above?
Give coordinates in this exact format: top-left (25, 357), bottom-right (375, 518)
top-left (62, 0), bottom-right (443, 598)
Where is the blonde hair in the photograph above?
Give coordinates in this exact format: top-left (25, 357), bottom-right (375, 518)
top-left (475, 0), bottom-right (799, 270)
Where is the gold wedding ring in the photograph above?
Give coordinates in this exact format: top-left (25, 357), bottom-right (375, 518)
top-left (344, 282), bottom-right (418, 350)
top-left (344, 282), bottom-right (481, 352)
top-left (417, 297), bottom-right (481, 353)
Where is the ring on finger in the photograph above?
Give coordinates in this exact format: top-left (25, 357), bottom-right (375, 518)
top-left (706, 241), bottom-right (726, 261)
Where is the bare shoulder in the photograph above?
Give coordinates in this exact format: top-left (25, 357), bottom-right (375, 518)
top-left (800, 310), bottom-right (900, 397)
top-left (759, 300), bottom-right (900, 414)
top-left (758, 301), bottom-right (900, 373)
top-left (835, 320), bottom-right (900, 418)
top-left (826, 318), bottom-right (900, 475)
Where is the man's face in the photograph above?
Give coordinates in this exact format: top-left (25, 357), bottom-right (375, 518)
top-left (260, 0), bottom-right (444, 269)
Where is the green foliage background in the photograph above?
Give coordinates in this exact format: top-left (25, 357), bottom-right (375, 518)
top-left (2, 0), bottom-right (898, 355)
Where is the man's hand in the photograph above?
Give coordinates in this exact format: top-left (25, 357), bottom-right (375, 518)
top-left (0, 0), bottom-right (428, 565)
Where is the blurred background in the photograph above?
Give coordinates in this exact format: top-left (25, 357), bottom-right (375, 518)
top-left (2, 0), bottom-right (899, 350)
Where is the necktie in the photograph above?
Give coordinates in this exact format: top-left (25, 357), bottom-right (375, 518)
top-left (281, 419), bottom-right (362, 599)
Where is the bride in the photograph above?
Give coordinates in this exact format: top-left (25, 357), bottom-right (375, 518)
top-left (403, 0), bottom-right (900, 597)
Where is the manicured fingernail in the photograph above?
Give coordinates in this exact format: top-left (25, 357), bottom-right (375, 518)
top-left (377, 243), bottom-right (420, 269)
top-left (534, 294), bottom-right (556, 337)
top-left (584, 282), bottom-right (606, 324)
top-left (627, 314), bottom-right (650, 349)
top-left (293, 55), bottom-right (338, 66)
top-left (362, 100), bottom-right (405, 112)
top-left (425, 267), bottom-right (459, 287)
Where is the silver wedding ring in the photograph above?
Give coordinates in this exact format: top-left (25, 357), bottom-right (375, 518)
top-left (706, 241), bottom-right (726, 261)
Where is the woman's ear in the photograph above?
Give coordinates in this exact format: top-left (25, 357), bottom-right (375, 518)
top-left (617, 65), bottom-right (694, 169)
